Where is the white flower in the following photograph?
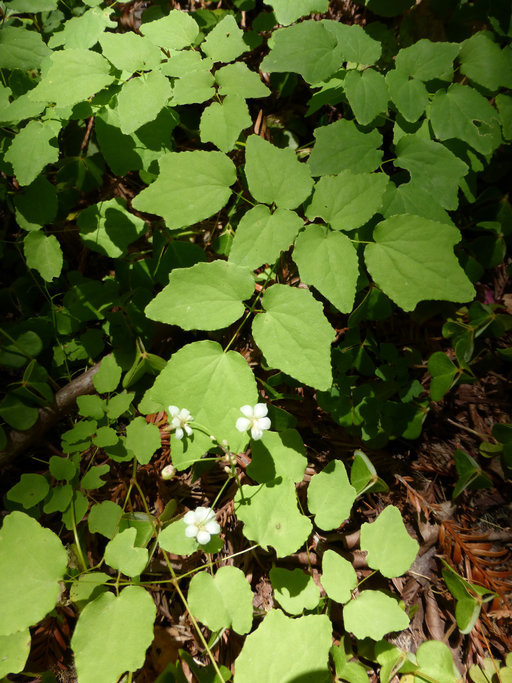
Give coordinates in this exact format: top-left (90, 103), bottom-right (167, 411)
top-left (235, 403), bottom-right (271, 440)
top-left (160, 464), bottom-right (176, 480)
top-left (168, 405), bottom-right (193, 440)
top-left (184, 507), bottom-right (221, 545)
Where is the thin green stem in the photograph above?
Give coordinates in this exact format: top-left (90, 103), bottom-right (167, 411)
top-left (224, 268), bottom-right (274, 353)
top-left (70, 499), bottom-right (88, 573)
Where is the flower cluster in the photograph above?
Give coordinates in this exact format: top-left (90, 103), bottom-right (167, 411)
top-left (235, 403), bottom-right (271, 440)
top-left (184, 507), bottom-right (220, 545)
top-left (168, 405), bottom-right (193, 440)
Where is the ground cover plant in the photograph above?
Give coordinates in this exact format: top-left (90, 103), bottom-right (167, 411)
top-left (0, 0), bottom-right (511, 680)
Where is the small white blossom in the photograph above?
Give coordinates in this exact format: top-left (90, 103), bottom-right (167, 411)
top-left (160, 464), bottom-right (176, 480)
top-left (184, 507), bottom-right (221, 545)
top-left (235, 403), bottom-right (271, 440)
top-left (168, 405), bottom-right (193, 440)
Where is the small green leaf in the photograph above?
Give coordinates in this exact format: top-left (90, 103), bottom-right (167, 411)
top-left (496, 93), bottom-right (512, 140)
top-left (116, 71), bottom-right (171, 135)
top-left (125, 417), bottom-right (162, 465)
top-left (309, 119), bottom-right (383, 176)
top-left (93, 355), bottom-right (122, 394)
top-left (14, 176), bottom-right (58, 231)
top-left (321, 549), bottom-right (357, 604)
top-left (0, 629), bottom-right (30, 678)
top-left (215, 62), bottom-right (270, 98)
top-left (344, 68), bottom-right (388, 125)
top-left (158, 518), bottom-right (197, 555)
top-left (322, 21), bottom-right (382, 65)
top-left (145, 260), bottom-right (254, 331)
top-left (414, 641), bottom-right (459, 683)
top-left (23, 231), bottom-right (62, 282)
top-left (0, 394), bottom-right (39, 430)
top-left (395, 39), bottom-right (459, 81)
top-left (459, 31), bottom-right (512, 92)
top-left (81, 464), bottom-right (110, 489)
top-left (7, 473), bottom-right (49, 509)
top-left (235, 477), bottom-right (312, 557)
top-left (0, 26), bottom-right (51, 70)
top-left (360, 505), bottom-right (419, 578)
top-left (235, 610), bottom-right (332, 683)
top-left (386, 70), bottom-right (428, 123)
top-left (104, 528), bottom-right (149, 578)
top-left (88, 501), bottom-right (123, 539)
top-left (252, 284), bottom-right (335, 391)
top-left (269, 567), bottom-right (321, 614)
top-left (6, 120), bottom-right (60, 187)
top-left (307, 460), bottom-right (357, 530)
top-left (364, 215), bottom-right (475, 311)
top-left (201, 15), bottom-right (248, 63)
top-left (247, 429), bottom-right (307, 484)
top-left (264, 0), bottom-right (329, 25)
top-left (343, 590), bottom-right (409, 640)
top-left (428, 352), bottom-right (459, 401)
top-left (200, 95), bottom-right (251, 152)
top-left (139, 10), bottom-right (199, 51)
top-left (132, 150), bottom-right (236, 230)
top-left (78, 197), bottom-right (146, 258)
top-left (71, 586), bottom-right (156, 683)
top-left (99, 32), bottom-right (162, 73)
top-left (49, 456), bottom-right (77, 481)
top-left (0, 512), bottom-right (67, 636)
top-left (188, 566), bottom-right (253, 634)
top-left (106, 391), bottom-right (134, 420)
top-left (43, 485), bottom-right (73, 514)
top-left (245, 135), bottom-right (313, 210)
top-left (381, 181), bottom-right (453, 226)
top-left (69, 573), bottom-right (110, 608)
top-left (48, 6), bottom-right (115, 50)
top-left (229, 205), bottom-right (303, 270)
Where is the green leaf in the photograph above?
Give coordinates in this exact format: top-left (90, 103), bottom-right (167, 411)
top-left (158, 518), bottom-right (197, 555)
top-left (269, 567), bottom-right (321, 614)
top-left (80, 463), bottom-right (110, 489)
top-left (150, 341), bottom-right (257, 468)
top-left (104, 528), bottom-right (149, 578)
top-left (132, 150), bottom-right (236, 229)
top-left (496, 93), bottom-right (512, 140)
top-left (0, 26), bottom-right (51, 70)
top-left (99, 32), bottom-right (162, 73)
top-left (69, 573), bottom-right (110, 608)
top-left (235, 477), bottom-right (312, 557)
top-left (229, 205), bottom-right (303, 270)
top-left (235, 610), bottom-right (332, 683)
top-left (188, 566), bottom-right (253, 634)
top-left (260, 21), bottom-right (344, 83)
top-left (395, 39), bottom-right (459, 81)
top-left (71, 586), bottom-right (156, 683)
top-left (459, 31), bottom-right (512, 92)
top-left (429, 84), bottom-right (502, 157)
top-left (7, 473), bottom-right (49, 509)
top-left (309, 119), bottom-right (383, 176)
top-left (344, 68), bottom-right (388, 125)
top-left (343, 590), bottom-right (409, 640)
top-left (350, 450), bottom-right (388, 495)
top-left (306, 170), bottom-right (388, 232)
top-left (200, 95), bottom-right (251, 152)
top-left (452, 449), bottom-right (492, 498)
top-left (307, 460), bottom-right (357, 530)
top-left (0, 394), bottom-right (38, 430)
top-left (6, 120), bottom-right (59, 187)
top-left (88, 501), bottom-right (123, 539)
top-left (23, 231), bottom-right (62, 282)
top-left (381, 181), bottom-right (453, 226)
top-left (247, 429), bottom-right (307, 484)
top-left (77, 197), bottom-right (146, 258)
top-left (293, 225), bottom-right (359, 313)
top-left (360, 505), bottom-right (419, 577)
top-left (245, 135), bottom-right (313, 209)
top-left (48, 7), bottom-right (115, 50)
top-left (8, 0), bottom-right (57, 11)
top-left (252, 284), bottom-right (335, 390)
top-left (116, 71), bottom-right (171, 135)
top-left (139, 10), bottom-right (199, 51)
top-left (145, 260), bottom-right (254, 331)
top-left (43, 485), bottom-right (73, 514)
top-left (320, 549), bottom-right (357, 604)
top-left (215, 62), bottom-right (270, 98)
top-left (125, 417), bottom-right (161, 465)
top-left (28, 49), bottom-right (115, 109)
top-left (365, 215), bottom-right (475, 311)
top-left (395, 135), bottom-right (468, 211)
top-left (163, 51), bottom-right (215, 105)
top-left (0, 91), bottom-right (46, 126)
top-left (414, 641), bottom-right (459, 683)
top-left (106, 391), bottom-right (134, 420)
top-left (49, 456), bottom-right (77, 481)
top-left (322, 21), bottom-right (382, 65)
top-left (0, 512), bottom-right (67, 636)
top-left (264, 0), bottom-right (329, 25)
top-left (0, 629), bottom-right (30, 678)
top-left (14, 176), bottom-right (57, 231)
top-left (0, 330), bottom-right (42, 369)
top-left (93, 354), bottom-right (122, 393)
top-left (386, 70), bottom-right (428, 123)
top-left (201, 15), bottom-right (248, 63)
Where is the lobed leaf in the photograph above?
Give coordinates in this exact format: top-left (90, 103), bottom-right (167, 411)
top-left (309, 119), bottom-right (383, 176)
top-left (307, 460), bottom-right (357, 530)
top-left (343, 590), bottom-right (410, 640)
top-left (360, 505), bottom-right (419, 577)
top-left (269, 567), bottom-right (321, 614)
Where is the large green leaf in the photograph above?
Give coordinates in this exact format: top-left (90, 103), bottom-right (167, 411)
top-left (0, 629), bottom-right (30, 678)
top-left (394, 135), bottom-right (468, 211)
top-left (365, 215), bottom-right (475, 311)
top-left (245, 135), bottom-right (314, 209)
top-left (28, 49), bottom-right (115, 108)
top-left (344, 68), bottom-right (388, 125)
top-left (200, 95), bottom-right (251, 152)
top-left (0, 26), bottom-right (51, 70)
top-left (307, 460), bottom-right (357, 530)
top-left (235, 610), bottom-right (332, 683)
top-left (252, 284), bottom-right (335, 390)
top-left (292, 225), bottom-right (359, 313)
top-left (150, 341), bottom-right (257, 468)
top-left (360, 505), bottom-right (419, 577)
top-left (322, 21), bottom-right (382, 65)
top-left (116, 71), bottom-right (171, 134)
top-left (162, 51), bottom-right (215, 105)
top-left (188, 566), bottom-right (253, 634)
top-left (6, 473), bottom-right (49, 509)
top-left (395, 39), bottom-right (459, 81)
top-left (264, 0), bottom-right (329, 25)
top-left (125, 417), bottom-right (162, 465)
top-left (429, 83), bottom-right (502, 157)
top-left (104, 528), bottom-right (148, 578)
top-left (309, 119), bottom-right (383, 176)
top-left (201, 15), bottom-right (248, 63)
top-left (145, 260), bottom-right (254, 331)
top-left (14, 175), bottom-right (57, 231)
top-left (132, 150), bottom-right (236, 229)
top-left (247, 428), bottom-right (307, 484)
top-left (306, 171), bottom-right (388, 231)
top-left (99, 31), bottom-right (162, 72)
top-left (215, 62), bottom-right (270, 98)
top-left (71, 586), bottom-right (156, 683)
top-left (77, 197), bottom-right (146, 258)
top-left (229, 204), bottom-right (303, 270)
top-left (381, 181), bottom-right (453, 226)
top-left (386, 70), bottom-right (428, 123)
top-left (24, 231), bottom-right (63, 282)
top-left (260, 20), bottom-right (344, 84)
top-left (139, 10), bottom-right (199, 51)
top-left (415, 641), bottom-right (460, 683)
top-left (5, 120), bottom-right (60, 186)
top-left (48, 6), bottom-right (115, 50)
top-left (458, 31), bottom-right (512, 92)
top-left (343, 590), bottom-right (409, 640)
top-left (0, 512), bottom-right (67, 636)
top-left (235, 477), bottom-right (312, 557)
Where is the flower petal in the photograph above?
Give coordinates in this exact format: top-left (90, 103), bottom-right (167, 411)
top-left (236, 417), bottom-right (251, 433)
top-left (175, 427), bottom-right (184, 440)
top-left (251, 425), bottom-right (263, 440)
top-left (185, 524), bottom-right (198, 538)
top-left (184, 424), bottom-right (193, 437)
top-left (240, 405), bottom-right (254, 418)
top-left (184, 510), bottom-right (196, 524)
top-left (168, 405), bottom-right (179, 417)
top-left (205, 520), bottom-right (221, 535)
top-left (258, 417), bottom-right (271, 431)
top-left (196, 530), bottom-right (211, 545)
top-left (253, 403), bottom-right (268, 418)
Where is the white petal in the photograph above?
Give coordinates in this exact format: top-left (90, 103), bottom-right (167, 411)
top-left (236, 417), bottom-right (251, 433)
top-left (240, 405), bottom-right (254, 418)
top-left (196, 530), bottom-right (211, 545)
top-left (205, 520), bottom-right (220, 535)
top-left (184, 510), bottom-right (196, 524)
top-left (171, 416), bottom-right (181, 429)
top-left (253, 403), bottom-right (268, 418)
top-left (258, 417), bottom-right (271, 431)
top-left (168, 406), bottom-right (180, 417)
top-left (184, 424), bottom-right (193, 437)
top-left (175, 427), bottom-right (184, 440)
top-left (194, 507), bottom-right (211, 523)
top-left (251, 425), bottom-right (263, 440)
top-left (185, 524), bottom-right (198, 538)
